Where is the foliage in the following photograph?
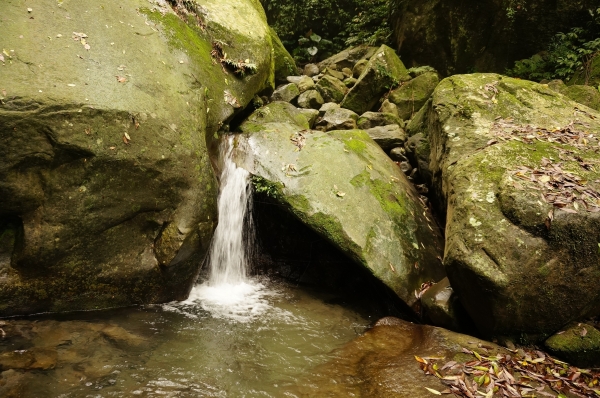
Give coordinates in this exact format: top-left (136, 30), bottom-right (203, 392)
top-left (252, 175), bottom-right (283, 199)
top-left (507, 7), bottom-right (600, 83)
top-left (260, 0), bottom-right (391, 63)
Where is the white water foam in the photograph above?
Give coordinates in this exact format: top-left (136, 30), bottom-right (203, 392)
top-left (175, 136), bottom-right (275, 322)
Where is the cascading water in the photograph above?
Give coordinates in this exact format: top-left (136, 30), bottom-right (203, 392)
top-left (185, 136), bottom-right (274, 322)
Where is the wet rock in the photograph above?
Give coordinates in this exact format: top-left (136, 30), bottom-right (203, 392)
top-left (297, 90), bottom-right (325, 109)
top-left (315, 108), bottom-right (359, 131)
top-left (341, 45), bottom-right (411, 115)
top-left (303, 63), bottom-right (320, 77)
top-left (389, 71), bottom-right (439, 120)
top-left (316, 75), bottom-right (348, 104)
top-left (270, 83), bottom-right (300, 103)
top-left (365, 125), bottom-right (407, 151)
top-left (357, 112), bottom-right (403, 130)
top-left (235, 105), bottom-right (445, 307)
top-left (298, 108), bottom-right (320, 128)
top-left (379, 99), bottom-right (400, 118)
top-left (318, 45), bottom-right (378, 71)
top-left (389, 147), bottom-right (409, 163)
top-left (545, 323), bottom-right (600, 368)
top-left (352, 59), bottom-right (368, 78)
top-left (425, 73), bottom-right (600, 338)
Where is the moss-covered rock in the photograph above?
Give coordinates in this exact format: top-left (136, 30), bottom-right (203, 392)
top-left (425, 73), bottom-right (600, 339)
top-left (316, 76), bottom-right (348, 104)
top-left (388, 71), bottom-right (440, 120)
top-left (269, 27), bottom-right (297, 83)
top-left (341, 45), bottom-right (410, 115)
top-left (569, 53), bottom-right (600, 87)
top-left (0, 0), bottom-right (275, 315)
top-left (545, 323), bottom-right (600, 368)
top-left (233, 102), bottom-right (445, 308)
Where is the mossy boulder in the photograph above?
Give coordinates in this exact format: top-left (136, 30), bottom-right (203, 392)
top-left (234, 102), bottom-right (445, 308)
top-left (545, 323), bottom-right (600, 368)
top-left (425, 73), bottom-right (600, 339)
top-left (548, 80), bottom-right (600, 111)
top-left (570, 53), bottom-right (600, 87)
top-left (269, 27), bottom-right (297, 83)
top-left (316, 76), bottom-right (348, 104)
top-left (341, 45), bottom-right (410, 115)
top-left (0, 0), bottom-right (275, 315)
top-left (388, 71), bottom-right (439, 120)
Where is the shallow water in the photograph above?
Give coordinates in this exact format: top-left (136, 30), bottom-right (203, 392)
top-left (2, 277), bottom-right (373, 397)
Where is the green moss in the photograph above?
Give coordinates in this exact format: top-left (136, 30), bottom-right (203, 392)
top-left (306, 212), bottom-right (363, 263)
top-left (252, 175), bottom-right (284, 198)
top-left (350, 170), bottom-right (370, 188)
top-left (286, 194), bottom-right (312, 213)
top-left (368, 179), bottom-right (407, 217)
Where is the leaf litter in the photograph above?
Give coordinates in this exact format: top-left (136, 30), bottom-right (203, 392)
top-left (416, 347), bottom-right (600, 397)
top-left (490, 118), bottom-right (600, 214)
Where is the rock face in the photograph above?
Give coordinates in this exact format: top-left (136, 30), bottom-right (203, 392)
top-left (0, 0), bottom-right (275, 315)
top-left (390, 0), bottom-right (598, 75)
top-left (234, 102), bottom-right (445, 308)
top-left (420, 73), bottom-right (600, 338)
top-left (341, 45), bottom-right (410, 115)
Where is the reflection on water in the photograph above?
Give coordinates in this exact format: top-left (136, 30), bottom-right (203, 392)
top-left (0, 277), bottom-right (372, 397)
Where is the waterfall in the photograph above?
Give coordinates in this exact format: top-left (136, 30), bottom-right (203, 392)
top-left (184, 136), bottom-right (273, 322)
top-left (207, 136), bottom-right (254, 286)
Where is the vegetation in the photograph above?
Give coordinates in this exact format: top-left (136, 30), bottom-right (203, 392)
top-left (507, 7), bottom-right (600, 83)
top-left (259, 0), bottom-right (391, 63)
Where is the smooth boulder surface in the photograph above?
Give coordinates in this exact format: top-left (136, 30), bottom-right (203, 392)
top-left (234, 103), bottom-right (445, 307)
top-left (0, 0), bottom-right (275, 315)
top-left (341, 45), bottom-right (411, 115)
top-left (423, 73), bottom-right (600, 338)
top-left (365, 125), bottom-right (407, 152)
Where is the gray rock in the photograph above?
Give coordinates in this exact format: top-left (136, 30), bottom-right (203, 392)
top-left (421, 277), bottom-right (471, 332)
top-left (324, 68), bottom-right (346, 81)
top-left (344, 77), bottom-right (357, 88)
top-left (316, 75), bottom-right (348, 103)
top-left (353, 59), bottom-right (368, 78)
top-left (341, 45), bottom-right (411, 115)
top-left (298, 108), bottom-right (320, 128)
top-left (399, 161), bottom-right (412, 175)
top-left (303, 63), bottom-right (320, 77)
top-left (270, 83), bottom-right (300, 103)
top-left (318, 45), bottom-right (378, 71)
top-left (318, 102), bottom-right (340, 115)
top-left (389, 147), bottom-right (409, 162)
top-left (365, 125), bottom-right (407, 151)
top-left (235, 104), bottom-right (445, 308)
top-left (315, 108), bottom-right (359, 131)
top-left (297, 89), bottom-right (325, 109)
top-left (379, 99), bottom-right (400, 118)
top-left (357, 112), bottom-right (403, 130)
top-left (288, 75), bottom-right (316, 93)
top-left (389, 72), bottom-right (439, 120)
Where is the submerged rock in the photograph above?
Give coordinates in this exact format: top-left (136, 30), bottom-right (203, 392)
top-left (341, 45), bottom-right (411, 115)
top-left (423, 74), bottom-right (600, 338)
top-left (235, 103), bottom-right (445, 308)
top-left (0, 0), bottom-right (276, 315)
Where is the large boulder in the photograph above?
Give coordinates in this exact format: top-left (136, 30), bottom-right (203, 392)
top-left (269, 27), bottom-right (297, 83)
top-left (423, 73), bottom-right (600, 339)
top-left (388, 71), bottom-right (439, 120)
top-left (234, 102), bottom-right (445, 308)
top-left (340, 45), bottom-right (410, 115)
top-left (390, 0), bottom-right (598, 76)
top-left (0, 0), bottom-right (275, 315)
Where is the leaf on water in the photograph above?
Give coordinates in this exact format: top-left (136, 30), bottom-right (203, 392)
top-left (424, 387), bottom-right (442, 395)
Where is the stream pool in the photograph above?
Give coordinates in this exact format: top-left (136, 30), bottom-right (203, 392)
top-left (0, 276), bottom-right (374, 397)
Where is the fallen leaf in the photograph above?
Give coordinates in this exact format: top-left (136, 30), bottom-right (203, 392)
top-left (116, 76), bottom-right (127, 83)
top-left (336, 191), bottom-right (346, 197)
top-left (581, 328), bottom-right (587, 337)
top-left (424, 387), bottom-right (442, 395)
